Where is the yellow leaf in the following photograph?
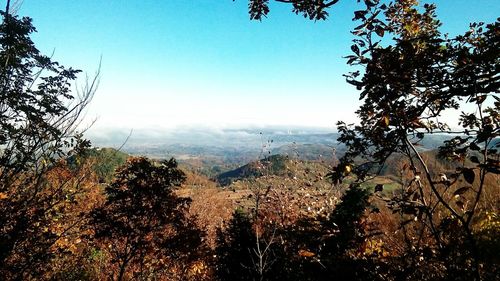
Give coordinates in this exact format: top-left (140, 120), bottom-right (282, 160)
top-left (383, 115), bottom-right (390, 127)
top-left (0, 192), bottom-right (7, 200)
top-left (345, 165), bottom-right (352, 173)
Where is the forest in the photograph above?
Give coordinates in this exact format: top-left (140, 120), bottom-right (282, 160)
top-left (0, 0), bottom-right (499, 280)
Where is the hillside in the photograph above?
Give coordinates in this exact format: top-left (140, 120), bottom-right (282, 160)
top-left (80, 147), bottom-right (129, 183)
top-left (272, 143), bottom-right (341, 162)
top-left (215, 154), bottom-right (291, 186)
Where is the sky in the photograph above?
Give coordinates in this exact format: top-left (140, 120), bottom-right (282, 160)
top-left (16, 0), bottom-right (500, 134)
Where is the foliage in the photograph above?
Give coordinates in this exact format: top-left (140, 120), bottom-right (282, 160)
top-left (92, 157), bottom-right (207, 280)
top-left (0, 3), bottom-right (98, 279)
top-left (245, 0), bottom-right (341, 21)
top-left (328, 0), bottom-right (499, 280)
top-left (216, 154), bottom-right (290, 186)
top-left (475, 212), bottom-right (500, 279)
top-left (1, 0), bottom-right (498, 280)
top-left (324, 185), bottom-right (372, 255)
top-left (74, 147), bottom-right (129, 183)
top-left (216, 209), bottom-right (258, 281)
top-left (216, 180), bottom-right (385, 280)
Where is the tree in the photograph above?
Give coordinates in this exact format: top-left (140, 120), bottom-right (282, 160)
top-left (245, 0), bottom-right (341, 20)
top-left (245, 0), bottom-right (499, 279)
top-left (0, 1), bottom-right (98, 278)
top-left (92, 157), bottom-right (206, 281)
top-left (71, 147), bottom-right (129, 183)
top-left (216, 209), bottom-right (258, 281)
top-left (329, 1), bottom-right (499, 280)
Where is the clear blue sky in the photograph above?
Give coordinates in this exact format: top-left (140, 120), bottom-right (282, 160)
top-left (16, 0), bottom-right (500, 131)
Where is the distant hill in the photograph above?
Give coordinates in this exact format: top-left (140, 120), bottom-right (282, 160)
top-left (86, 128), bottom-right (469, 180)
top-left (272, 143), bottom-right (342, 162)
top-left (78, 148), bottom-right (129, 183)
top-left (215, 154), bottom-right (290, 186)
top-left (378, 149), bottom-right (475, 182)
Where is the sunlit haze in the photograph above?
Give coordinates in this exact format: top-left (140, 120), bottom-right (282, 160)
top-left (19, 0), bottom-right (499, 136)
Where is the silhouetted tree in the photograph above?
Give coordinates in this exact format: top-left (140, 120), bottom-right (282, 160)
top-left (324, 185), bottom-right (371, 255)
top-left (0, 1), bottom-right (98, 278)
top-left (92, 157), bottom-right (206, 281)
top-left (245, 0), bottom-right (341, 20)
top-left (216, 209), bottom-right (258, 281)
top-left (248, 1), bottom-right (498, 279)
top-left (330, 1), bottom-right (499, 280)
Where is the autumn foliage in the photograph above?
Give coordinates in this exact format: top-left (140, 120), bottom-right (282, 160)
top-left (1, 0), bottom-right (499, 280)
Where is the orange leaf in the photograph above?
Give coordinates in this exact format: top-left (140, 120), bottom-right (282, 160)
top-left (299, 249), bottom-right (316, 257)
